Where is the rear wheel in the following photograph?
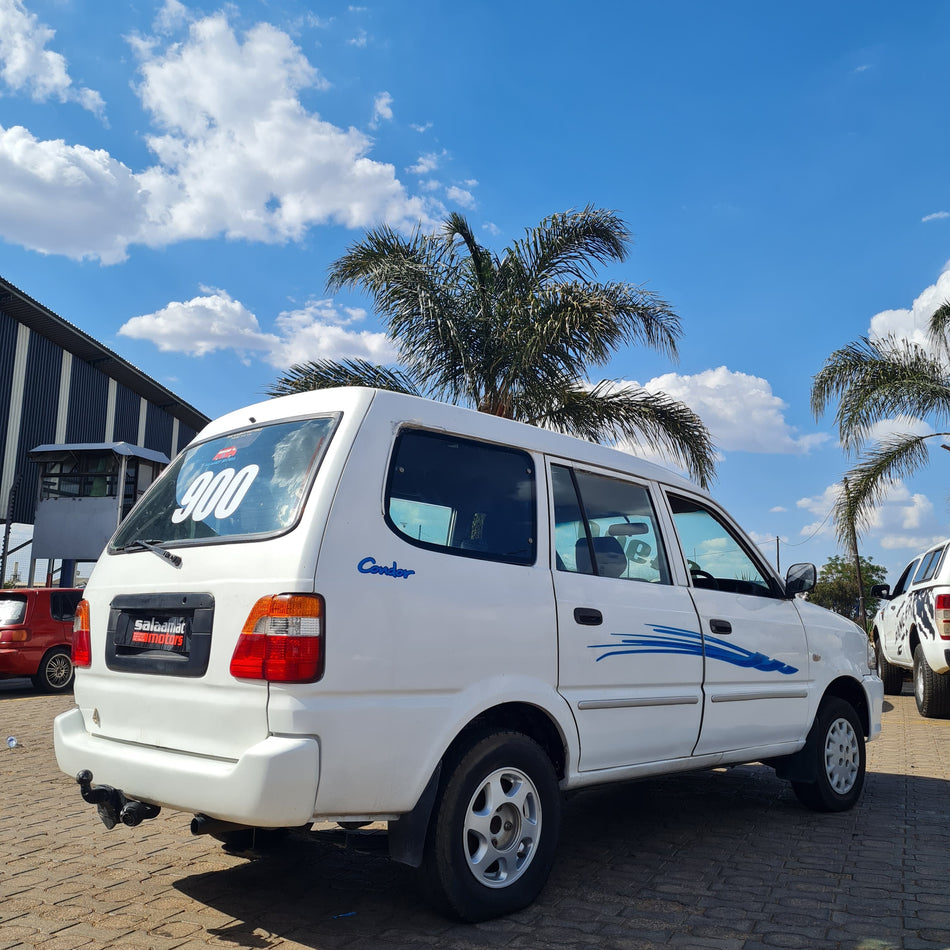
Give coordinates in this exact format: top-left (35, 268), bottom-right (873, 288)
top-left (422, 731), bottom-right (561, 922)
top-left (913, 643), bottom-right (950, 718)
top-left (875, 637), bottom-right (904, 695)
top-left (31, 647), bottom-right (73, 693)
top-left (791, 697), bottom-right (865, 812)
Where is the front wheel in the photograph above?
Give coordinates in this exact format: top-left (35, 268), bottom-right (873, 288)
top-left (791, 697), bottom-right (865, 812)
top-left (422, 731), bottom-right (561, 922)
top-left (875, 637), bottom-right (904, 695)
top-left (31, 647), bottom-right (74, 693)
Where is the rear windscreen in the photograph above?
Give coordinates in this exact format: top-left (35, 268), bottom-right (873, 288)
top-left (0, 595), bottom-right (26, 624)
top-left (111, 416), bottom-right (338, 550)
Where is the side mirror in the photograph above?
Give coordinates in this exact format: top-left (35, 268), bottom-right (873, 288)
top-left (870, 584), bottom-right (891, 600)
top-left (786, 562), bottom-right (816, 596)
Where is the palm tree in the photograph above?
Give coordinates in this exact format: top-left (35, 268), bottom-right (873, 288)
top-left (267, 206), bottom-right (716, 487)
top-left (811, 302), bottom-right (950, 534)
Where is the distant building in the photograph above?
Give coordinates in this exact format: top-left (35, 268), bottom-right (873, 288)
top-left (0, 274), bottom-right (210, 581)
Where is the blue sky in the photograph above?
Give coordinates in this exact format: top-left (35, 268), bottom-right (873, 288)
top-left (2, 0), bottom-right (950, 584)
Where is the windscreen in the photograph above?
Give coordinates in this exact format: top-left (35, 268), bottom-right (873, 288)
top-left (0, 595), bottom-right (27, 624)
top-left (111, 416), bottom-right (338, 550)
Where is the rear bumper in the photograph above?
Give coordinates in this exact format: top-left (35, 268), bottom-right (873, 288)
top-left (0, 648), bottom-right (34, 676)
top-left (54, 707), bottom-right (319, 826)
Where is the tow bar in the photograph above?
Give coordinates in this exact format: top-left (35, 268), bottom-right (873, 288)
top-left (76, 770), bottom-right (161, 829)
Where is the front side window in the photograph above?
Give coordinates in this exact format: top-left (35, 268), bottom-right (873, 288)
top-left (111, 416), bottom-right (338, 550)
top-left (891, 560), bottom-right (919, 598)
top-left (552, 465), bottom-right (670, 584)
top-left (386, 429), bottom-right (536, 565)
top-left (668, 494), bottom-right (776, 597)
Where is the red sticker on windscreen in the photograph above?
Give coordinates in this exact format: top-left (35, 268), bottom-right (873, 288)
top-left (213, 447), bottom-right (238, 461)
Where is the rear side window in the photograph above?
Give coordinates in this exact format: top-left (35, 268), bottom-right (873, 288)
top-left (386, 429), bottom-right (536, 565)
top-left (551, 465), bottom-right (670, 584)
top-left (891, 559), bottom-right (919, 598)
top-left (913, 547), bottom-right (946, 585)
top-left (51, 591), bottom-right (81, 622)
top-left (0, 595), bottom-right (27, 624)
top-left (111, 416), bottom-right (338, 550)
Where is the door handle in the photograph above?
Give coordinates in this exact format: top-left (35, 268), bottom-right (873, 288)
top-left (709, 619), bottom-right (732, 635)
top-left (574, 607), bottom-right (603, 626)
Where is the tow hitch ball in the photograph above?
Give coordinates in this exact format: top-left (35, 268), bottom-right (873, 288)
top-left (76, 770), bottom-right (161, 829)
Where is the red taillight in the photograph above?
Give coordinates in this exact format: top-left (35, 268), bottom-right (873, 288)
top-left (230, 594), bottom-right (324, 683)
top-left (937, 594), bottom-right (950, 639)
top-left (73, 600), bottom-right (91, 668)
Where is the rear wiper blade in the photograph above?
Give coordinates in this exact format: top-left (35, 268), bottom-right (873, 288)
top-left (122, 538), bottom-right (182, 568)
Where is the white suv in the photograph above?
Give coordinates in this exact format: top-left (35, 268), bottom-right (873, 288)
top-left (872, 539), bottom-right (950, 717)
top-left (55, 388), bottom-right (883, 921)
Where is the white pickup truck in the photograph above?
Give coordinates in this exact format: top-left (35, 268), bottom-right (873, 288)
top-left (872, 538), bottom-right (950, 717)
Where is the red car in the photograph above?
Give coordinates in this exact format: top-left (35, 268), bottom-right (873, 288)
top-left (0, 588), bottom-right (83, 692)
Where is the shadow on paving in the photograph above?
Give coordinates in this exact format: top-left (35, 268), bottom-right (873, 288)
top-left (173, 763), bottom-right (950, 950)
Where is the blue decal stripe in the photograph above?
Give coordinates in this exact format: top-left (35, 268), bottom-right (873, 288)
top-left (589, 624), bottom-right (798, 675)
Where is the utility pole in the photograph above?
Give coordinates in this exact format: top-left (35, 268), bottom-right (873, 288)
top-left (775, 536), bottom-right (780, 573)
top-left (843, 477), bottom-right (867, 630)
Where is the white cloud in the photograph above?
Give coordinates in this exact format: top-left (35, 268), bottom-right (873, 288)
top-left (922, 211), bottom-right (950, 223)
top-left (0, 0), bottom-right (104, 116)
top-left (410, 121), bottom-right (433, 133)
top-left (0, 124), bottom-right (144, 263)
top-left (409, 150), bottom-right (446, 174)
top-left (770, 506), bottom-right (787, 513)
top-left (796, 479), bottom-right (944, 550)
top-left (446, 184), bottom-right (476, 208)
top-left (154, 0), bottom-right (189, 34)
top-left (642, 366), bottom-right (829, 455)
top-left (119, 290), bottom-right (397, 369)
top-left (119, 288), bottom-right (275, 359)
top-left (371, 91), bottom-right (393, 127)
top-left (0, 11), bottom-right (436, 263)
top-left (868, 266), bottom-right (950, 346)
top-left (348, 28), bottom-right (368, 47)
top-left (483, 222), bottom-right (501, 236)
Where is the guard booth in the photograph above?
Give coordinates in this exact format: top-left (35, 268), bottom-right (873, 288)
top-left (28, 443), bottom-right (169, 586)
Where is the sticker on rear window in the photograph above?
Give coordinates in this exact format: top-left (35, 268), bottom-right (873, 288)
top-left (172, 464), bottom-right (260, 524)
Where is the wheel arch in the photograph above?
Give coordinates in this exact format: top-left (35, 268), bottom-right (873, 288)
top-left (388, 701), bottom-right (568, 869)
top-left (822, 675), bottom-right (871, 738)
top-left (445, 701), bottom-right (567, 781)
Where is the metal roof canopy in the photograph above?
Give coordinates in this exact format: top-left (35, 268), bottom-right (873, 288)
top-left (29, 442), bottom-right (170, 465)
top-left (0, 274), bottom-right (209, 434)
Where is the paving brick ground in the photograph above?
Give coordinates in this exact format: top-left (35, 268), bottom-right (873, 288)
top-left (1, 679), bottom-right (949, 950)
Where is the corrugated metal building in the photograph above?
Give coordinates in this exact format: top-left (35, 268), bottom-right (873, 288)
top-left (0, 274), bottom-right (210, 528)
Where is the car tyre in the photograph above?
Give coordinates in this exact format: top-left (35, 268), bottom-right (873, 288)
top-left (31, 647), bottom-right (74, 693)
top-left (875, 636), bottom-right (904, 695)
top-left (791, 697), bottom-right (865, 812)
top-left (422, 731), bottom-right (561, 922)
top-left (913, 643), bottom-right (950, 719)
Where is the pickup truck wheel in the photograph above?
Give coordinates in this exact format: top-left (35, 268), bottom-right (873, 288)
top-left (791, 697), bottom-right (865, 812)
top-left (422, 731), bottom-right (561, 922)
top-left (31, 647), bottom-right (74, 693)
top-left (913, 643), bottom-right (950, 718)
top-left (875, 638), bottom-right (904, 695)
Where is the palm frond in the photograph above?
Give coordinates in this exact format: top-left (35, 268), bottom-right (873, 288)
top-left (832, 431), bottom-right (944, 537)
top-left (264, 359), bottom-right (423, 397)
top-left (511, 205), bottom-right (631, 286)
top-left (811, 335), bottom-right (950, 450)
top-left (520, 380), bottom-right (716, 488)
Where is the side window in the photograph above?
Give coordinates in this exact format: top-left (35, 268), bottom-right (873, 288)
top-left (52, 591), bottom-right (81, 622)
top-left (668, 494), bottom-right (776, 597)
top-left (386, 429), bottom-right (536, 565)
top-left (912, 548), bottom-right (945, 585)
top-left (551, 465), bottom-right (671, 584)
top-left (891, 560), bottom-right (918, 598)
